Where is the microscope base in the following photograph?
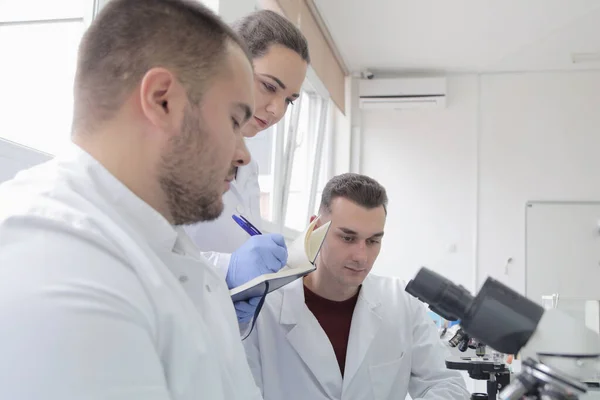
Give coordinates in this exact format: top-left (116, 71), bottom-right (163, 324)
top-left (446, 356), bottom-right (510, 400)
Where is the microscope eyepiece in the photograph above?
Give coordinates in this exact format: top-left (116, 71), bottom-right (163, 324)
top-left (405, 268), bottom-right (473, 321)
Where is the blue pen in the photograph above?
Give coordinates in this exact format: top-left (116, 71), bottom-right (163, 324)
top-left (240, 215), bottom-right (262, 235)
top-left (232, 214), bottom-right (262, 236)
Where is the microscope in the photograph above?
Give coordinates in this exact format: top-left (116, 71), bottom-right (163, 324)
top-left (405, 268), bottom-right (600, 400)
top-left (445, 328), bottom-right (511, 400)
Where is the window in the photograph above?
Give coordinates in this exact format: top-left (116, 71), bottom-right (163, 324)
top-left (283, 92), bottom-right (329, 231)
top-left (0, 0), bottom-right (94, 156)
top-left (282, 92), bottom-right (311, 231)
top-left (312, 101), bottom-right (333, 217)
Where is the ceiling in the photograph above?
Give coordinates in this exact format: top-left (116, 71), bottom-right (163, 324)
top-left (312, 0), bottom-right (600, 74)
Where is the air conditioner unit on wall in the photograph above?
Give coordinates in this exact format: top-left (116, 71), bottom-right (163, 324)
top-left (358, 77), bottom-right (447, 110)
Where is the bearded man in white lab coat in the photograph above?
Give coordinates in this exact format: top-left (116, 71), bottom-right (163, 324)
top-left (0, 1), bottom-right (262, 399)
top-left (243, 173), bottom-right (470, 400)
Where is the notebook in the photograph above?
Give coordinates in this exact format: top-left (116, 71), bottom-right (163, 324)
top-left (229, 218), bottom-right (331, 303)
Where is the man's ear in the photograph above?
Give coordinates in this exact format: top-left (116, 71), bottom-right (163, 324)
top-left (139, 67), bottom-right (186, 137)
top-left (310, 215), bottom-right (321, 231)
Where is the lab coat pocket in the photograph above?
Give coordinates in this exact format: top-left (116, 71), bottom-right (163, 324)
top-left (368, 352), bottom-right (409, 400)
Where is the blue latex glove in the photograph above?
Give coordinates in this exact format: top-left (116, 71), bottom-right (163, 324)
top-left (226, 233), bottom-right (288, 289)
top-left (235, 297), bottom-right (261, 324)
top-left (227, 234), bottom-right (287, 324)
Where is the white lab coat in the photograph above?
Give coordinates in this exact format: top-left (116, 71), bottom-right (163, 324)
top-left (0, 144), bottom-right (262, 400)
top-left (243, 274), bottom-right (470, 400)
top-left (184, 159), bottom-right (261, 277)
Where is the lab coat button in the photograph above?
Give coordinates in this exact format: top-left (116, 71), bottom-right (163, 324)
top-left (236, 205), bottom-right (244, 213)
top-left (205, 284), bottom-right (212, 292)
top-left (179, 276), bottom-right (188, 283)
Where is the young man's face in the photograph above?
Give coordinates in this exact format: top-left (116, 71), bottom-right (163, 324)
top-left (315, 197), bottom-right (386, 289)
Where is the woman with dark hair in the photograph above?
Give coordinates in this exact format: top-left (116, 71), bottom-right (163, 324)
top-left (185, 10), bottom-right (311, 323)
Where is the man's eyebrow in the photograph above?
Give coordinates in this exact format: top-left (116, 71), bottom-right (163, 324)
top-left (338, 227), bottom-right (384, 238)
top-left (235, 102), bottom-right (252, 122)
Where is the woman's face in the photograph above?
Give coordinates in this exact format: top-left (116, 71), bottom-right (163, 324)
top-left (243, 44), bottom-right (308, 138)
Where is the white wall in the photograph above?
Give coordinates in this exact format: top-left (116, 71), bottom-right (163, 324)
top-left (361, 71), bottom-right (600, 294)
top-left (477, 71), bottom-right (600, 294)
top-left (361, 76), bottom-right (479, 291)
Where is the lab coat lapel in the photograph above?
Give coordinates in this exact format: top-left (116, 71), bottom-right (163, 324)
top-left (343, 277), bottom-right (383, 391)
top-left (280, 280), bottom-right (343, 399)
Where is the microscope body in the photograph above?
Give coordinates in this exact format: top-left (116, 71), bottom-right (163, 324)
top-left (405, 268), bottom-right (600, 400)
top-left (504, 308), bottom-right (600, 400)
top-left (520, 308), bottom-right (600, 383)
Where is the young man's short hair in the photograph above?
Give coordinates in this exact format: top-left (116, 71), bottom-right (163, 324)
top-left (318, 173), bottom-right (388, 216)
top-left (73, 0), bottom-right (251, 132)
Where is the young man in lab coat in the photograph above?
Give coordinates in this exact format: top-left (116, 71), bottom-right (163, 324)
top-left (0, 1), bottom-right (262, 399)
top-left (243, 173), bottom-right (470, 400)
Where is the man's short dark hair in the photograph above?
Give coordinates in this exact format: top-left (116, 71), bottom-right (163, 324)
top-left (73, 0), bottom-right (251, 132)
top-left (232, 10), bottom-right (310, 63)
top-left (319, 173), bottom-right (388, 216)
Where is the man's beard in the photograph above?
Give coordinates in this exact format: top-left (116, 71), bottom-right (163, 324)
top-left (159, 106), bottom-right (224, 226)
